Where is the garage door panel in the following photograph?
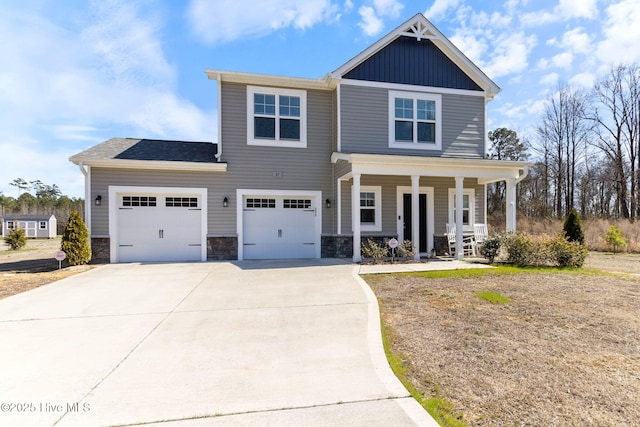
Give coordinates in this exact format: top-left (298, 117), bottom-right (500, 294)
top-left (116, 193), bottom-right (202, 263)
top-left (242, 196), bottom-right (319, 260)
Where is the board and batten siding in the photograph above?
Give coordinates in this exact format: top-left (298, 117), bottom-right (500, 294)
top-left (340, 84), bottom-right (485, 157)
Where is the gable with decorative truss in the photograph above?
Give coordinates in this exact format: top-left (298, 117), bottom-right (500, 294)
top-left (332, 13), bottom-right (499, 97)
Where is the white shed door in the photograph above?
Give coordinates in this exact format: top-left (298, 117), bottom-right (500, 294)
top-left (117, 195), bottom-right (202, 262)
top-left (243, 196), bottom-right (318, 259)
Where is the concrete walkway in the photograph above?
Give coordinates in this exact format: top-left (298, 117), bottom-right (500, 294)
top-left (358, 258), bottom-right (493, 274)
top-left (0, 260), bottom-right (438, 426)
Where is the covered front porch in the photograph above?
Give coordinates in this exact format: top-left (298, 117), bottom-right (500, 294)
top-left (331, 153), bottom-right (531, 262)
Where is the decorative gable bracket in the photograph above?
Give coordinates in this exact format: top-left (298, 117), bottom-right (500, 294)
top-left (399, 19), bottom-right (437, 42)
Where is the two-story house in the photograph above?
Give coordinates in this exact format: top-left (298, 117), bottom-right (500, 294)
top-left (70, 13), bottom-right (530, 263)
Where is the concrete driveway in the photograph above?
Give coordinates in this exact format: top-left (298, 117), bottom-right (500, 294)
top-left (0, 260), bottom-right (437, 426)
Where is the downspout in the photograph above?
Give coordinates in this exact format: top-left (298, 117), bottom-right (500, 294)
top-left (78, 161), bottom-right (91, 241)
top-left (215, 72), bottom-right (223, 160)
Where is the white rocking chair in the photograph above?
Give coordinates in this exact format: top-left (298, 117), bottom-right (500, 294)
top-left (446, 223), bottom-right (476, 257)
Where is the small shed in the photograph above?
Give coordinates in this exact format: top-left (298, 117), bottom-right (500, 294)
top-left (2, 214), bottom-right (57, 239)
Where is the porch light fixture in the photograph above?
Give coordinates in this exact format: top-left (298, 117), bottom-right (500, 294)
top-left (325, 198), bottom-right (331, 208)
top-left (223, 196), bottom-right (229, 208)
top-left (95, 195), bottom-right (102, 206)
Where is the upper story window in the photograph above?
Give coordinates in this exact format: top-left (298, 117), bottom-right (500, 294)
top-left (247, 86), bottom-right (307, 148)
top-left (389, 90), bottom-right (441, 151)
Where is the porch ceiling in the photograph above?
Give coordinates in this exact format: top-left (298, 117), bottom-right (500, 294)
top-left (331, 152), bottom-right (531, 182)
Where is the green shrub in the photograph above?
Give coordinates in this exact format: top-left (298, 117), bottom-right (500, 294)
top-left (504, 232), bottom-right (543, 267)
top-left (396, 240), bottom-right (417, 259)
top-left (479, 235), bottom-right (502, 263)
top-left (361, 238), bottom-right (388, 263)
top-left (563, 208), bottom-right (585, 245)
top-left (605, 225), bottom-right (627, 254)
top-left (548, 234), bottom-right (588, 268)
top-left (61, 210), bottom-right (91, 265)
top-left (4, 227), bottom-right (27, 250)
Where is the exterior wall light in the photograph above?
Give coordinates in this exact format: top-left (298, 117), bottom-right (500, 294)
top-left (95, 195), bottom-right (102, 206)
top-left (325, 198), bottom-right (331, 208)
top-left (223, 196), bottom-right (229, 207)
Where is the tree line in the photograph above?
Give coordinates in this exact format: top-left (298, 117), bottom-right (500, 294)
top-left (0, 178), bottom-right (84, 234)
top-left (488, 62), bottom-right (640, 221)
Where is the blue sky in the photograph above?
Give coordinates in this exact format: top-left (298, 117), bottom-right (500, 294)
top-left (1, 0), bottom-right (639, 198)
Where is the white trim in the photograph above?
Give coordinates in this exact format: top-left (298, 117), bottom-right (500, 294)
top-left (108, 186), bottom-right (208, 263)
top-left (341, 78), bottom-right (487, 98)
top-left (236, 189), bottom-right (322, 261)
top-left (331, 152), bottom-right (532, 180)
top-left (71, 158), bottom-right (227, 172)
top-left (337, 83), bottom-right (342, 152)
top-left (337, 178), bottom-right (342, 234)
top-left (396, 186), bottom-right (434, 255)
top-left (207, 69), bottom-right (335, 91)
top-left (448, 187), bottom-right (476, 232)
top-left (216, 72), bottom-right (223, 160)
top-left (246, 86), bottom-right (307, 148)
top-left (352, 185), bottom-right (382, 232)
top-left (388, 90), bottom-right (442, 151)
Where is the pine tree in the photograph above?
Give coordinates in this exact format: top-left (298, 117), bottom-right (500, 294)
top-left (563, 208), bottom-right (585, 245)
top-left (61, 210), bottom-right (91, 265)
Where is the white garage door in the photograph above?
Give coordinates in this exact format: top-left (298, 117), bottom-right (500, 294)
top-left (117, 194), bottom-right (202, 262)
top-left (243, 196), bottom-right (319, 259)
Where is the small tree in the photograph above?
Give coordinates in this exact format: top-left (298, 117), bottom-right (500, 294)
top-left (563, 208), bottom-right (585, 245)
top-left (605, 225), bottom-right (627, 254)
top-left (5, 228), bottom-right (27, 250)
top-left (61, 210), bottom-right (91, 265)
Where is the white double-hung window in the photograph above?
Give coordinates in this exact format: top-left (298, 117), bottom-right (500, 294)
top-left (389, 90), bottom-right (441, 150)
top-left (247, 86), bottom-right (307, 148)
top-left (448, 188), bottom-right (475, 231)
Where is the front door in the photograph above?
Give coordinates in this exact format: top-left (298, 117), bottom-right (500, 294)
top-left (402, 194), bottom-right (427, 253)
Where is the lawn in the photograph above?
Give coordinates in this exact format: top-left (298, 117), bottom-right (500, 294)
top-left (365, 265), bottom-right (640, 426)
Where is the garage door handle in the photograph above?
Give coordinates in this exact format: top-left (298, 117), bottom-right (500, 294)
top-left (119, 244), bottom-right (134, 247)
top-left (159, 229), bottom-right (164, 239)
top-left (278, 229), bottom-right (282, 238)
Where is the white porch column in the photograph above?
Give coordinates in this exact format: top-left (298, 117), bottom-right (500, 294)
top-left (411, 175), bottom-right (420, 260)
top-left (352, 174), bottom-right (361, 262)
top-left (455, 176), bottom-right (464, 260)
top-left (506, 178), bottom-right (516, 232)
top-left (336, 179), bottom-right (342, 234)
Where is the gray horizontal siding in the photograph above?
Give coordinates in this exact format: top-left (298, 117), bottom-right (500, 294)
top-left (340, 85), bottom-right (485, 157)
top-left (220, 82), bottom-right (335, 235)
top-left (340, 176), bottom-right (485, 237)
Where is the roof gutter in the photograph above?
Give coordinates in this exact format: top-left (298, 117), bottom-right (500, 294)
top-left (516, 164), bottom-right (530, 183)
top-left (77, 161), bottom-right (91, 239)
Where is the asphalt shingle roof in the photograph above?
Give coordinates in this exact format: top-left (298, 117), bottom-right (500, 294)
top-left (71, 138), bottom-right (218, 163)
top-left (2, 214), bottom-right (55, 221)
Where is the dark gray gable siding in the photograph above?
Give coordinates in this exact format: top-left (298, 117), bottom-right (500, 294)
top-left (344, 36), bottom-right (482, 91)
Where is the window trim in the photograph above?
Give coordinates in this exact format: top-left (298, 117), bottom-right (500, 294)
top-left (388, 90), bottom-right (442, 151)
top-left (353, 185), bottom-right (382, 232)
top-left (448, 188), bottom-right (476, 232)
top-left (247, 86), bottom-right (307, 148)
top-left (7, 221), bottom-right (15, 230)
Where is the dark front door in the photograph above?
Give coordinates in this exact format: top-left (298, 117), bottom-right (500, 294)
top-left (403, 193), bottom-right (427, 253)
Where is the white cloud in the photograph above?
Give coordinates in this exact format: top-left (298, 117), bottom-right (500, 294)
top-left (557, 28), bottom-right (592, 55)
top-left (540, 72), bottom-right (560, 86)
top-left (569, 72), bottom-right (595, 89)
top-left (482, 32), bottom-right (537, 79)
top-left (597, 0), bottom-right (640, 64)
top-left (373, 0), bottom-right (403, 18)
top-left (358, 6), bottom-right (384, 36)
top-left (551, 51), bottom-right (573, 69)
top-left (521, 0), bottom-right (598, 26)
top-left (187, 0), bottom-right (339, 44)
top-left (345, 0), bottom-right (354, 13)
top-left (424, 0), bottom-right (461, 20)
top-left (0, 1), bottom-right (216, 197)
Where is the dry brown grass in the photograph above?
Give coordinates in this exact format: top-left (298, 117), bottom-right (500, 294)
top-left (367, 268), bottom-right (640, 426)
top-left (488, 216), bottom-right (640, 253)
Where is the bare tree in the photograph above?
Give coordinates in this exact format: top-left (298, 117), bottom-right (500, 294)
top-left (536, 83), bottom-right (592, 217)
top-left (589, 64), bottom-right (640, 219)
